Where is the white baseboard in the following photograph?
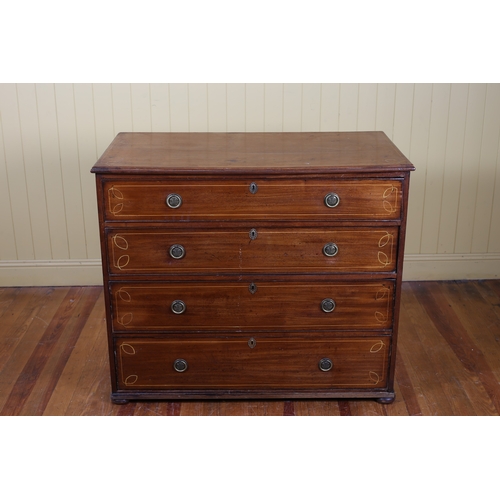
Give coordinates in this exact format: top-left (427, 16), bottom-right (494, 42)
top-left (0, 254), bottom-right (499, 286)
top-left (0, 259), bottom-right (103, 286)
top-left (403, 253), bottom-right (500, 281)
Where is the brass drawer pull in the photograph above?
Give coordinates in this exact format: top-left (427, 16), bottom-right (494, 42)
top-left (321, 298), bottom-right (336, 313)
top-left (173, 359), bottom-right (188, 372)
top-left (166, 193), bottom-right (182, 209)
top-left (169, 244), bottom-right (185, 259)
top-left (324, 192), bottom-right (340, 208)
top-left (319, 358), bottom-right (333, 372)
top-left (171, 300), bottom-right (186, 314)
top-left (323, 243), bottom-right (338, 257)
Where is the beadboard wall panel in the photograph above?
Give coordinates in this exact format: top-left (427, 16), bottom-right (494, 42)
top-left (73, 83), bottom-right (101, 260)
top-left (39, 84), bottom-right (69, 260)
top-left (17, 83), bottom-right (53, 261)
top-left (472, 85), bottom-right (500, 253)
top-left (2, 84), bottom-right (36, 261)
top-left (455, 84), bottom-right (487, 254)
top-left (0, 86), bottom-right (19, 261)
top-left (438, 83), bottom-right (469, 255)
top-left (208, 83), bottom-right (227, 132)
top-left (264, 83), bottom-right (283, 132)
top-left (1, 83), bottom-right (499, 285)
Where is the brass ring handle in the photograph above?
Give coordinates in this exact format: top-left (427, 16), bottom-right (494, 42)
top-left (323, 243), bottom-right (338, 257)
top-left (169, 244), bottom-right (185, 259)
top-left (171, 300), bottom-right (186, 314)
top-left (321, 298), bottom-right (336, 313)
top-left (319, 358), bottom-right (333, 372)
top-left (166, 193), bottom-right (182, 209)
top-left (324, 192), bottom-right (340, 208)
top-left (173, 359), bottom-right (188, 372)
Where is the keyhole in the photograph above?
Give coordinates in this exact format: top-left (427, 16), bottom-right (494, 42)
top-left (249, 228), bottom-right (258, 240)
top-left (249, 182), bottom-right (258, 194)
top-left (249, 283), bottom-right (257, 294)
top-left (248, 338), bottom-right (256, 349)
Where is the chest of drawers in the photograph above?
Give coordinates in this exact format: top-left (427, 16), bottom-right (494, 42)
top-left (91, 132), bottom-right (414, 404)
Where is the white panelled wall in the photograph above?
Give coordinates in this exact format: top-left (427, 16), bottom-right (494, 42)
top-left (0, 83), bottom-right (499, 285)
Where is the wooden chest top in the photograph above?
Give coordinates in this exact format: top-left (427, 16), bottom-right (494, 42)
top-left (91, 131), bottom-right (414, 175)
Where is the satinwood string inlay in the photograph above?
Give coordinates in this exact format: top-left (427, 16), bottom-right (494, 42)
top-left (382, 185), bottom-right (398, 214)
top-left (111, 235), bottom-right (131, 270)
top-left (375, 285), bottom-right (392, 324)
top-left (370, 340), bottom-right (385, 353)
top-left (116, 288), bottom-right (133, 326)
top-left (108, 186), bottom-right (124, 215)
top-left (124, 375), bottom-right (138, 386)
top-left (377, 232), bottom-right (394, 267)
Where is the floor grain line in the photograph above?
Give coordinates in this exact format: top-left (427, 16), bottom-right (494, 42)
top-left (31, 287), bottom-right (102, 416)
top-left (411, 281), bottom-right (500, 415)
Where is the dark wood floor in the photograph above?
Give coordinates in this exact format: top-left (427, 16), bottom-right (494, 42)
top-left (1, 280), bottom-right (499, 416)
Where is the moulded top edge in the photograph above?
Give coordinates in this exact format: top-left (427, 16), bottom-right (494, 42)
top-left (91, 164), bottom-right (415, 175)
top-left (90, 131), bottom-right (415, 174)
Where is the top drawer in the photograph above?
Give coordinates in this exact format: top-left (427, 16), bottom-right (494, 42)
top-left (101, 178), bottom-right (403, 222)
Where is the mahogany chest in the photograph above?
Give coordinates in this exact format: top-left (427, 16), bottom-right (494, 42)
top-left (91, 132), bottom-right (414, 404)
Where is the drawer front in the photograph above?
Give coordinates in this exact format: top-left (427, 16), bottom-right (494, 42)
top-left (102, 179), bottom-right (403, 221)
top-left (115, 337), bottom-right (390, 389)
top-left (107, 227), bottom-right (399, 275)
top-left (116, 337), bottom-right (390, 390)
top-left (110, 281), bottom-right (394, 331)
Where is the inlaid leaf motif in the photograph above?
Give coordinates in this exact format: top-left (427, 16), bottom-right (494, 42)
top-left (116, 255), bottom-right (130, 270)
top-left (113, 235), bottom-right (129, 250)
top-left (109, 186), bottom-right (124, 199)
top-left (118, 313), bottom-right (133, 326)
top-left (375, 286), bottom-right (391, 323)
top-left (369, 371), bottom-right (380, 385)
top-left (377, 251), bottom-right (390, 266)
top-left (370, 340), bottom-right (385, 353)
top-left (120, 343), bottom-right (136, 355)
top-left (108, 186), bottom-right (124, 214)
top-left (375, 285), bottom-right (390, 301)
top-left (124, 375), bottom-right (138, 385)
top-left (378, 232), bottom-right (392, 248)
top-left (382, 185), bottom-right (398, 214)
top-left (117, 289), bottom-right (131, 302)
top-left (110, 203), bottom-right (124, 215)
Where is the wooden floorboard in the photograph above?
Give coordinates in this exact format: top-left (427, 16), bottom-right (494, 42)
top-left (0, 280), bottom-right (499, 416)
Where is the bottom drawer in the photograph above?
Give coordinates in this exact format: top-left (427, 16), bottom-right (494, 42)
top-left (115, 337), bottom-right (390, 390)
